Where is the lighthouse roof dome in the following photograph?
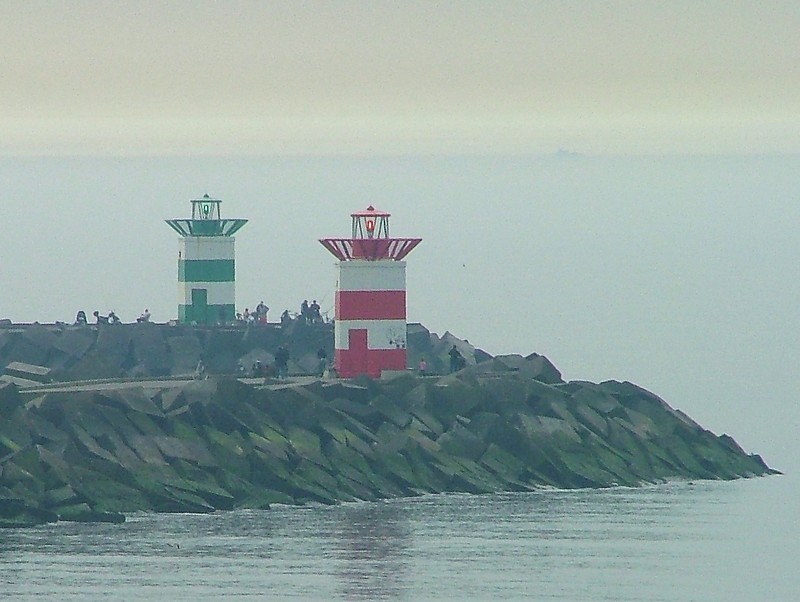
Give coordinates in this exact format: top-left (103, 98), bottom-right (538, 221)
top-left (351, 205), bottom-right (390, 218)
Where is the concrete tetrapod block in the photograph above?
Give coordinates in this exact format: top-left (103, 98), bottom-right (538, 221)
top-left (571, 402), bottom-right (610, 437)
top-left (228, 403), bottom-right (287, 445)
top-left (436, 422), bottom-right (488, 462)
top-left (0, 496), bottom-right (57, 528)
top-left (478, 443), bottom-right (533, 490)
top-left (479, 377), bottom-right (532, 417)
top-left (0, 409), bottom-right (33, 453)
top-left (0, 331), bottom-right (12, 354)
top-left (202, 428), bottom-right (251, 478)
top-left (152, 436), bottom-right (218, 467)
top-left (98, 389), bottom-right (165, 418)
top-left (130, 323), bottom-right (170, 376)
top-left (322, 439), bottom-right (379, 496)
top-left (2, 337), bottom-right (50, 367)
top-left (463, 411), bottom-right (501, 441)
top-left (523, 352), bottom-right (564, 384)
top-left (43, 484), bottom-right (79, 507)
top-left (4, 362), bottom-right (52, 383)
top-left (248, 434), bottom-right (292, 473)
top-left (369, 394), bottom-right (413, 428)
top-left (52, 328), bottom-right (95, 359)
top-left (402, 445), bottom-right (448, 493)
top-left (373, 422), bottom-right (409, 456)
top-left (203, 330), bottom-right (244, 374)
top-left (63, 353), bottom-right (121, 381)
top-left (570, 384), bottom-right (622, 415)
top-left (94, 325), bottom-right (134, 370)
top-left (328, 397), bottom-right (378, 422)
top-left (286, 425), bottom-right (332, 470)
top-left (0, 381), bottom-right (23, 414)
top-left (369, 450), bottom-right (418, 493)
top-left (166, 334), bottom-right (204, 376)
top-left (19, 324), bottom-right (59, 353)
top-left (312, 407), bottom-right (355, 446)
top-left (426, 379), bottom-right (484, 427)
top-left (523, 378), bottom-right (572, 411)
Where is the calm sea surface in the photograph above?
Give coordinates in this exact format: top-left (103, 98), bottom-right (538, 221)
top-left (1, 475), bottom-right (797, 601)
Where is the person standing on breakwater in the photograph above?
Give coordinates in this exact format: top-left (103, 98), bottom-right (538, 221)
top-left (310, 300), bottom-right (321, 323)
top-left (418, 357), bottom-right (427, 376)
top-left (316, 347), bottom-right (328, 376)
top-left (449, 345), bottom-right (464, 373)
top-left (275, 345), bottom-right (289, 378)
top-left (255, 301), bottom-right (269, 324)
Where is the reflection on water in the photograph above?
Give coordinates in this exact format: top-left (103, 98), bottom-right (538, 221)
top-left (334, 502), bottom-right (411, 600)
top-left (0, 478), bottom-right (796, 601)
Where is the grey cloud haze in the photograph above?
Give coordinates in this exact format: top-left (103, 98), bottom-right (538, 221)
top-left (1, 2), bottom-right (799, 154)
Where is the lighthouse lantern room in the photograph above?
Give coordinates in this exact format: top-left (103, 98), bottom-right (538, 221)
top-left (320, 206), bottom-right (422, 378)
top-left (166, 195), bottom-right (248, 325)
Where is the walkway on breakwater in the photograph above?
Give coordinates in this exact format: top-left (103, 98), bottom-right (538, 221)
top-left (16, 376), bottom-right (359, 403)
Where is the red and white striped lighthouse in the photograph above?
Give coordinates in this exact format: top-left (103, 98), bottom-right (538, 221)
top-left (319, 206), bottom-right (422, 378)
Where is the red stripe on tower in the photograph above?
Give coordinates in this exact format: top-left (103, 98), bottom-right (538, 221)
top-left (336, 290), bottom-right (406, 320)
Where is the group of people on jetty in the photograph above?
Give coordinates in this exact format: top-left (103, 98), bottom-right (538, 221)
top-left (237, 345), bottom-right (329, 381)
top-left (72, 297), bottom-right (329, 328)
top-left (417, 345), bottom-right (466, 377)
top-left (239, 299), bottom-right (326, 327)
top-left (74, 309), bottom-right (131, 325)
top-left (236, 301), bottom-right (269, 324)
top-left (74, 309), bottom-right (151, 326)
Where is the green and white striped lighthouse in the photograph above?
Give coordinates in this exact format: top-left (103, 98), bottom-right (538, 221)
top-left (165, 194), bottom-right (248, 325)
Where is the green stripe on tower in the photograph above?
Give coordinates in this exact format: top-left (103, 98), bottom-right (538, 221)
top-left (179, 259), bottom-right (235, 282)
top-left (179, 303), bottom-right (236, 325)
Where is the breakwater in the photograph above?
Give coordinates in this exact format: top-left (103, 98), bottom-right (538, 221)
top-left (0, 321), bottom-right (494, 383)
top-left (0, 321), bottom-right (776, 527)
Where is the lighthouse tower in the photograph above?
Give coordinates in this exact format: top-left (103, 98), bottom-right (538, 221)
top-left (165, 194), bottom-right (247, 325)
top-left (320, 206), bottom-right (422, 378)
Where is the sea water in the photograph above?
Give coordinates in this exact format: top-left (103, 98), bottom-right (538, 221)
top-left (1, 475), bottom-right (797, 601)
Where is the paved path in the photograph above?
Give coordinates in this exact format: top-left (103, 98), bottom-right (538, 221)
top-left (18, 375), bottom-right (335, 395)
top-left (20, 378), bottom-right (196, 395)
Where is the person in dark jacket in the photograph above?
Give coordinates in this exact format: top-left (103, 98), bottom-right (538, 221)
top-left (449, 345), bottom-right (463, 373)
top-left (275, 345), bottom-right (290, 378)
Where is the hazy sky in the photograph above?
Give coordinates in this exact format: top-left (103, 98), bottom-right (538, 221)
top-left (1, 3), bottom-right (798, 472)
top-left (1, 1), bottom-right (799, 155)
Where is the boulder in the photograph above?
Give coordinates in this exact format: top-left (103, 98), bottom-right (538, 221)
top-left (166, 334), bottom-right (204, 376)
top-left (94, 325), bottom-right (133, 370)
top-left (0, 382), bottom-right (22, 414)
top-left (52, 328), bottom-right (95, 360)
top-left (62, 352), bottom-right (121, 380)
top-left (2, 336), bottom-right (50, 367)
top-left (19, 324), bottom-right (59, 352)
top-left (130, 324), bottom-right (170, 376)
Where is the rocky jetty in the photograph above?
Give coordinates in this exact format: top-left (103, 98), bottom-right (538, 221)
top-left (0, 345), bottom-right (776, 527)
top-left (0, 320), bottom-right (491, 383)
